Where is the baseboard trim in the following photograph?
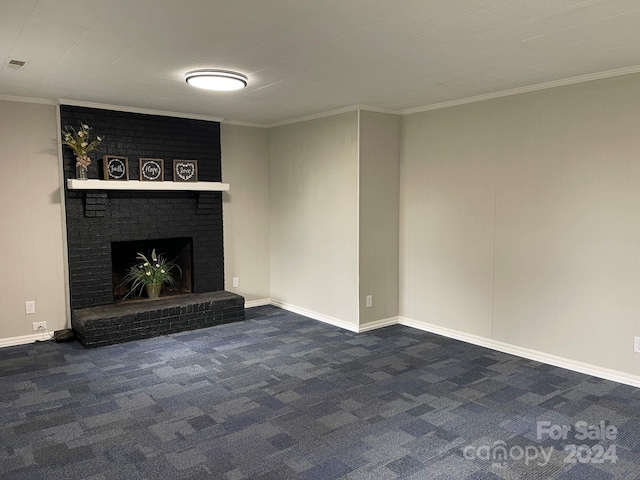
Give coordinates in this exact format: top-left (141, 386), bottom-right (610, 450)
top-left (398, 316), bottom-right (640, 389)
top-left (244, 298), bottom-right (272, 308)
top-left (5, 305), bottom-right (638, 388)
top-left (359, 316), bottom-right (399, 332)
top-left (0, 333), bottom-right (49, 348)
top-left (270, 299), bottom-right (360, 333)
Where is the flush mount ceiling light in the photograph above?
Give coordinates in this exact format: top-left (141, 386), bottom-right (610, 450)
top-left (185, 69), bottom-right (248, 91)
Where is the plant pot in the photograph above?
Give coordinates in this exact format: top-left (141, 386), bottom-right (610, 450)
top-left (76, 165), bottom-right (88, 180)
top-left (145, 283), bottom-right (162, 299)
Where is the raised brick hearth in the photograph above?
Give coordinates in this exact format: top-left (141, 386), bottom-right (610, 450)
top-left (72, 292), bottom-right (245, 348)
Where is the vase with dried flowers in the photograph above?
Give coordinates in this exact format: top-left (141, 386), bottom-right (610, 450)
top-left (121, 249), bottom-right (181, 299)
top-left (61, 123), bottom-right (103, 179)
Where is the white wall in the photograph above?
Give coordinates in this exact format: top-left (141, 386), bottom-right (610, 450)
top-left (269, 112), bottom-right (359, 326)
top-left (359, 111), bottom-right (400, 325)
top-left (400, 73), bottom-right (640, 377)
top-left (4, 75), bottom-right (640, 383)
top-left (0, 101), bottom-right (68, 341)
top-left (221, 124), bottom-right (270, 302)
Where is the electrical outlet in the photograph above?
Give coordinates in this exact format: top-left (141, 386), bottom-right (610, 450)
top-left (25, 301), bottom-right (36, 315)
top-left (634, 336), bottom-right (640, 353)
top-left (366, 295), bottom-right (373, 308)
top-left (32, 321), bottom-right (47, 332)
top-left (232, 277), bottom-right (239, 288)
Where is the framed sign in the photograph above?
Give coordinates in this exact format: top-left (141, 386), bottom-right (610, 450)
top-left (103, 156), bottom-right (129, 180)
top-left (139, 158), bottom-right (164, 182)
top-left (173, 159), bottom-right (198, 182)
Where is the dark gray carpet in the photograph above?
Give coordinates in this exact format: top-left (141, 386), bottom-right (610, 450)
top-left (1, 305), bottom-right (639, 479)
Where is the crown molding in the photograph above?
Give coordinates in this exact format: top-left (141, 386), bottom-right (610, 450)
top-left (356, 105), bottom-right (402, 116)
top-left (5, 64), bottom-right (640, 126)
top-left (266, 105), bottom-right (361, 128)
top-left (222, 119), bottom-right (268, 128)
top-left (401, 64), bottom-right (640, 116)
top-left (265, 104), bottom-right (402, 128)
top-left (58, 99), bottom-right (224, 122)
top-left (0, 94), bottom-right (57, 105)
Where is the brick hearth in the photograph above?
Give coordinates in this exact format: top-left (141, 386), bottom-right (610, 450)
top-left (72, 291), bottom-right (245, 348)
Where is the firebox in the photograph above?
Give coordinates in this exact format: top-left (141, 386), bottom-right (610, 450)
top-left (111, 237), bottom-right (193, 301)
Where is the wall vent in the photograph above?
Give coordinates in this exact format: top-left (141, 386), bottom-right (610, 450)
top-left (8, 59), bottom-right (26, 69)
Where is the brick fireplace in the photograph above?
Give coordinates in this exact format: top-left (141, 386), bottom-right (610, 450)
top-left (61, 105), bottom-right (244, 347)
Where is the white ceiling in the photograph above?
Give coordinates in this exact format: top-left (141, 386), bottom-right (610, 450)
top-left (2, 0), bottom-right (640, 126)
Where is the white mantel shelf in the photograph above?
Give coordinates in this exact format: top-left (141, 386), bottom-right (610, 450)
top-left (67, 179), bottom-right (229, 191)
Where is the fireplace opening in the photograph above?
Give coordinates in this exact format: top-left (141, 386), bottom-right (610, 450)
top-left (111, 237), bottom-right (193, 301)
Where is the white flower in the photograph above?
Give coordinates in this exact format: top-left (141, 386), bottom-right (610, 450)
top-left (156, 264), bottom-right (160, 268)
top-left (78, 131), bottom-right (84, 137)
top-left (160, 269), bottom-right (165, 273)
top-left (82, 124), bottom-right (89, 129)
top-left (81, 142), bottom-right (87, 147)
top-left (97, 136), bottom-right (102, 141)
top-left (146, 272), bottom-right (151, 276)
top-left (143, 262), bottom-right (149, 267)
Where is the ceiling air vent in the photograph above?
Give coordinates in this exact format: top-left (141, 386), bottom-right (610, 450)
top-left (8, 59), bottom-right (27, 69)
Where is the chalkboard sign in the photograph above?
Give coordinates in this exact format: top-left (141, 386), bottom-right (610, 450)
top-left (139, 158), bottom-right (164, 181)
top-left (173, 159), bottom-right (198, 182)
top-left (103, 156), bottom-right (129, 180)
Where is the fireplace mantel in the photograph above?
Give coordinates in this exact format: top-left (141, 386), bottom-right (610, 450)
top-left (67, 179), bottom-right (229, 191)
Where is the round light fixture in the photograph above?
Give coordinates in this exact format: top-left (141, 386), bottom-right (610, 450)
top-left (185, 69), bottom-right (248, 91)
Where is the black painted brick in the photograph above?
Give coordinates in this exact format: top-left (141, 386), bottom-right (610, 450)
top-left (61, 106), bottom-right (224, 310)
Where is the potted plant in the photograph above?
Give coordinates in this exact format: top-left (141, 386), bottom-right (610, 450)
top-left (61, 123), bottom-right (103, 179)
top-left (122, 249), bottom-right (181, 299)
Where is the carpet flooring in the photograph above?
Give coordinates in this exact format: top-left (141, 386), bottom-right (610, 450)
top-left (1, 305), bottom-right (639, 479)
